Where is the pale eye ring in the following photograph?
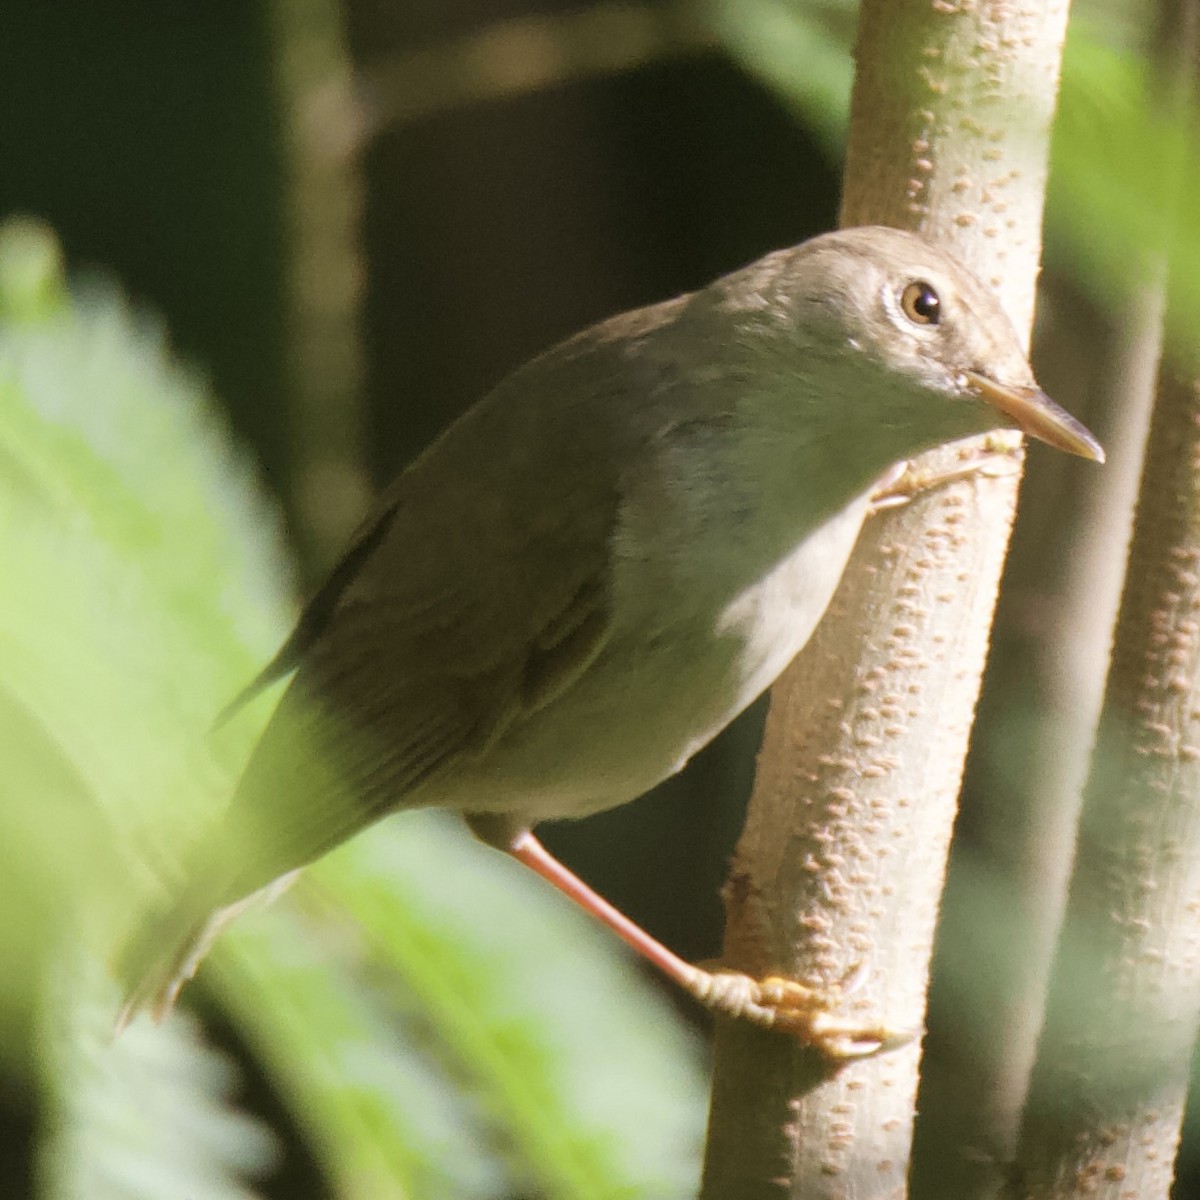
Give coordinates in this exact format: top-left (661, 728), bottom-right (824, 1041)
top-left (900, 280), bottom-right (941, 325)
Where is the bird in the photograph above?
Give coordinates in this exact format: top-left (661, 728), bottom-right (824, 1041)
top-left (117, 226), bottom-right (1103, 1053)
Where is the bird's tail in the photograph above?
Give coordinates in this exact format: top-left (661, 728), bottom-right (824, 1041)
top-left (113, 859), bottom-right (298, 1033)
top-left (115, 682), bottom-right (379, 1030)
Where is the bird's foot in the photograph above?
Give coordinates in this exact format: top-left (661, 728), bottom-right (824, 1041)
top-left (870, 436), bottom-right (1022, 514)
top-left (688, 964), bottom-right (914, 1060)
top-left (498, 831), bottom-right (914, 1059)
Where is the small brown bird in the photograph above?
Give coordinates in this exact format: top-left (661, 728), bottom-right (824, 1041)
top-left (118, 227), bottom-right (1102, 1052)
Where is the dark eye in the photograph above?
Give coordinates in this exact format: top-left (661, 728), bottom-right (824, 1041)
top-left (900, 280), bottom-right (940, 325)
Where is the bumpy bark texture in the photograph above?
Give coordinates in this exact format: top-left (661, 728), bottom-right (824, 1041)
top-left (1011, 350), bottom-right (1200, 1199)
top-left (701, 4), bottom-right (1071, 1197)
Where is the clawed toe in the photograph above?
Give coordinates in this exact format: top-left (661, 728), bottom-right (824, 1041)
top-left (690, 966), bottom-right (914, 1060)
top-left (870, 442), bottom-right (1021, 514)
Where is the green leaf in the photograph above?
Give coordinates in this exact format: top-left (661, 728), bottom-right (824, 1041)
top-left (1048, 24), bottom-right (1200, 359)
top-left (210, 902), bottom-right (505, 1200)
top-left (0, 218), bottom-right (68, 324)
top-left (39, 962), bottom-right (276, 1200)
top-left (306, 815), bottom-right (706, 1199)
top-left (0, 219), bottom-right (292, 1199)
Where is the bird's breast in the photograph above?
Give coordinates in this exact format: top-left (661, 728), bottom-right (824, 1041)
top-left (448, 487), bottom-right (874, 825)
top-left (709, 490), bottom-right (872, 707)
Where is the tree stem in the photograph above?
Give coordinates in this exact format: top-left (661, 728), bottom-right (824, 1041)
top-left (700, 4), bottom-right (1070, 1196)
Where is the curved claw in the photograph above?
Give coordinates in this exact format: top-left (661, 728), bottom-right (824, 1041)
top-left (869, 441), bottom-right (1022, 514)
top-left (692, 967), bottom-right (914, 1060)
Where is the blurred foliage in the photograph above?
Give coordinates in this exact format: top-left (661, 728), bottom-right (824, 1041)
top-left (1050, 25), bottom-right (1200, 366)
top-left (40, 974), bottom-right (277, 1200)
top-left (703, 0), bottom-right (854, 148)
top-left (0, 219), bottom-right (704, 1198)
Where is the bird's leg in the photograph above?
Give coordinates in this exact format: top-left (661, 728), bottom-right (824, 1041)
top-left (467, 816), bottom-right (909, 1059)
top-left (869, 433), bottom-right (1023, 514)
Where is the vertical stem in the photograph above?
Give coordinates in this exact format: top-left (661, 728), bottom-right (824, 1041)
top-left (1011, 2), bottom-right (1200, 1194)
top-left (914, 237), bottom-right (1162, 1200)
top-left (1012, 361), bottom-right (1200, 1200)
top-left (700, 4), bottom-right (1070, 1197)
top-left (271, 0), bottom-right (371, 572)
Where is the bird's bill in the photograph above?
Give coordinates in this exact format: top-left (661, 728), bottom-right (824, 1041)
top-left (962, 370), bottom-right (1105, 463)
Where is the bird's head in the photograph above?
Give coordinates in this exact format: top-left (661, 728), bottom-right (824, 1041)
top-left (728, 226), bottom-right (1103, 464)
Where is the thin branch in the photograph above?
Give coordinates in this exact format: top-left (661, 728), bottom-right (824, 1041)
top-left (358, 3), bottom-right (714, 133)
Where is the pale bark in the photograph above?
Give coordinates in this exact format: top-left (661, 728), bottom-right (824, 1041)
top-left (1009, 1), bottom-right (1200, 1193)
top-left (701, 4), bottom-right (1071, 1197)
top-left (912, 273), bottom-right (1160, 1200)
top-left (1010, 356), bottom-right (1200, 1200)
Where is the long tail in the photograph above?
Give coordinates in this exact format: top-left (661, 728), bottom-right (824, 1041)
top-left (114, 867), bottom-right (298, 1032)
top-left (116, 677), bottom-right (392, 1030)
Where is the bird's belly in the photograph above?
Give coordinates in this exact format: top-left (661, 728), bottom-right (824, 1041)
top-left (441, 494), bottom-right (871, 823)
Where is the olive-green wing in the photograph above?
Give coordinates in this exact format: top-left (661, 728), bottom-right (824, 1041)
top-left (214, 501), bottom-right (403, 727)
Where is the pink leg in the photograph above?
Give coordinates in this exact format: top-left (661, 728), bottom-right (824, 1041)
top-left (508, 830), bottom-right (702, 991)
top-left (505, 830), bottom-right (910, 1059)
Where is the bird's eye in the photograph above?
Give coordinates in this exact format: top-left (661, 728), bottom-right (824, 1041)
top-left (900, 281), bottom-right (941, 325)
